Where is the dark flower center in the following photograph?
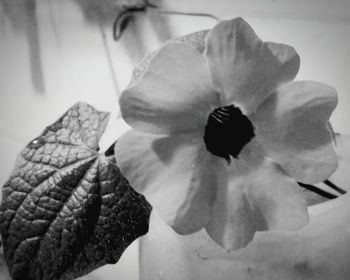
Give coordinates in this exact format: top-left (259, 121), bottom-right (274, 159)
top-left (204, 104), bottom-right (255, 162)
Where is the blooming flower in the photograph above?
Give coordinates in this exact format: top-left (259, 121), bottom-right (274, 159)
top-left (114, 18), bottom-right (338, 250)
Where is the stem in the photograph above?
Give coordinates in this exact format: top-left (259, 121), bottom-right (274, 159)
top-left (99, 23), bottom-right (120, 98)
top-left (158, 9), bottom-right (221, 22)
top-left (324, 180), bottom-right (347, 195)
top-left (298, 182), bottom-right (338, 200)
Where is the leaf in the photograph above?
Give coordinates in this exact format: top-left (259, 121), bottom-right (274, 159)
top-left (0, 102), bottom-right (152, 280)
top-left (0, 240), bottom-right (12, 280)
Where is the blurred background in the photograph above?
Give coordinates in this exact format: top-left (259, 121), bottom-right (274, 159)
top-left (0, 0), bottom-right (349, 279)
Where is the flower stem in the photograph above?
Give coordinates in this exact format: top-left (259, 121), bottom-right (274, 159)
top-left (298, 182), bottom-right (338, 199)
top-left (324, 180), bottom-right (347, 195)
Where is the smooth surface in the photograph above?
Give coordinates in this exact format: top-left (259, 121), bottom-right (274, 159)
top-left (140, 196), bottom-right (350, 280)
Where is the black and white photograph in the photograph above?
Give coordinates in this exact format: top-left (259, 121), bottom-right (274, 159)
top-left (1, 1), bottom-right (350, 279)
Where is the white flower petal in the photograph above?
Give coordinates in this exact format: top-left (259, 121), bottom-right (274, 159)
top-left (205, 17), bottom-right (300, 113)
top-left (329, 133), bottom-right (350, 190)
top-left (120, 42), bottom-right (219, 135)
top-left (253, 81), bottom-right (338, 184)
top-left (114, 130), bottom-right (218, 234)
top-left (205, 142), bottom-right (309, 251)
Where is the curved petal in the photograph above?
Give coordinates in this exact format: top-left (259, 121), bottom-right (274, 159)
top-left (301, 132), bottom-right (350, 206)
top-left (252, 81), bottom-right (338, 184)
top-left (172, 30), bottom-right (209, 54)
top-left (120, 42), bottom-right (219, 135)
top-left (329, 133), bottom-right (350, 189)
top-left (114, 130), bottom-right (218, 234)
top-left (205, 141), bottom-right (309, 251)
top-left (205, 17), bottom-right (300, 114)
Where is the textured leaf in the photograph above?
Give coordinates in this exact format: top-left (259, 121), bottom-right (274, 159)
top-left (0, 102), bottom-right (152, 280)
top-left (0, 240), bottom-right (12, 280)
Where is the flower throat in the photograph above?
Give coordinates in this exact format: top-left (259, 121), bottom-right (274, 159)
top-left (204, 105), bottom-right (255, 162)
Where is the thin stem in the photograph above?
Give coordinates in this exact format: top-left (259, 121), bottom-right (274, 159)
top-left (158, 9), bottom-right (221, 22)
top-left (324, 180), bottom-right (347, 195)
top-left (144, 0), bottom-right (220, 21)
top-left (99, 23), bottom-right (120, 98)
top-left (298, 182), bottom-right (338, 200)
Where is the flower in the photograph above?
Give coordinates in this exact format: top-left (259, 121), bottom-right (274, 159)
top-left (114, 18), bottom-right (338, 251)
